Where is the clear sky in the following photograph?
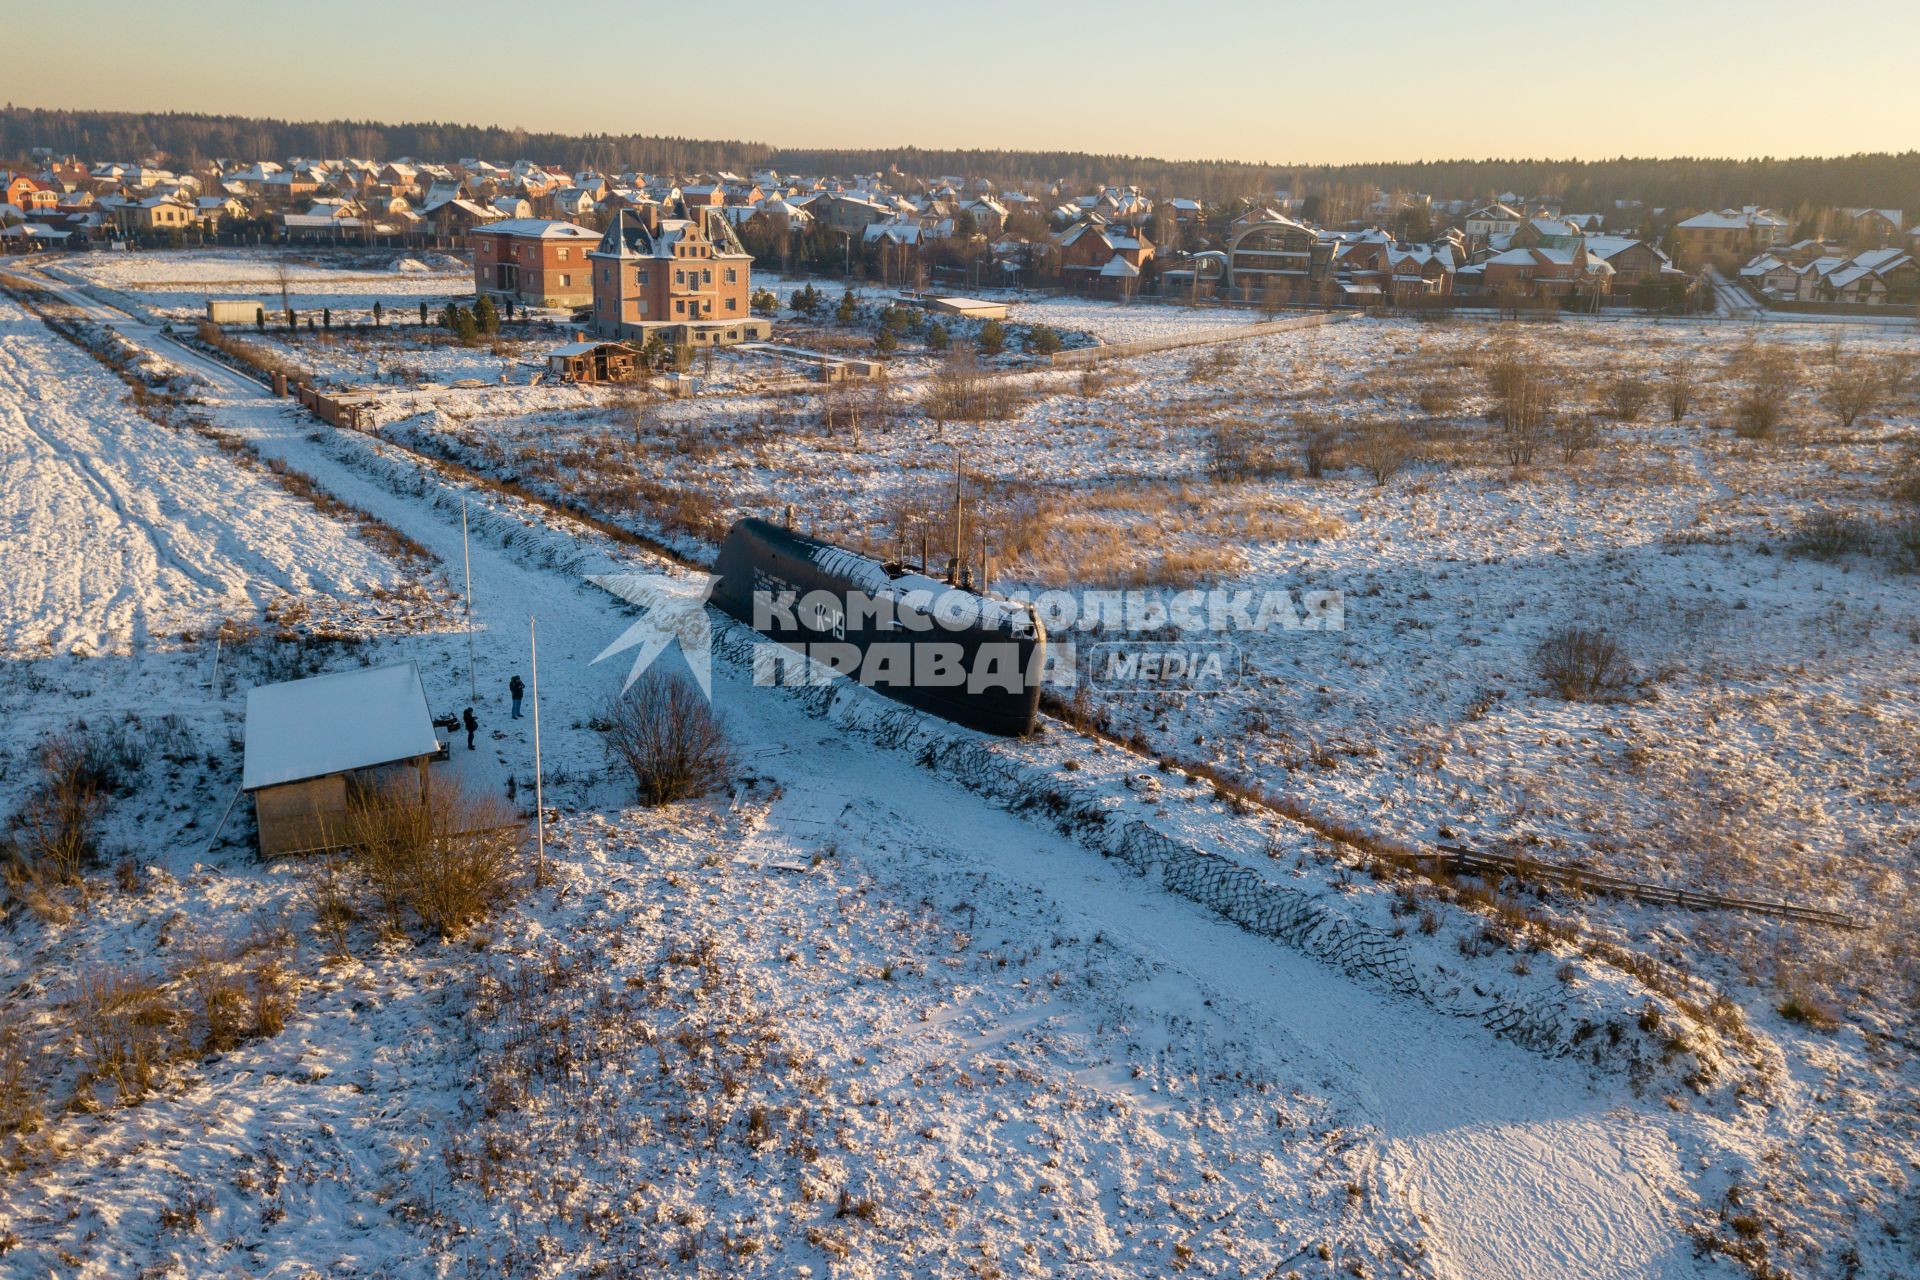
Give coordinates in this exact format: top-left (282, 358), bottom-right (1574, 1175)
top-left (9, 0), bottom-right (1916, 164)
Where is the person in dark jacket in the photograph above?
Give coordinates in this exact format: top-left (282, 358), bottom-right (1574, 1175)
top-left (462, 706), bottom-right (478, 750)
top-left (509, 674), bottom-right (525, 719)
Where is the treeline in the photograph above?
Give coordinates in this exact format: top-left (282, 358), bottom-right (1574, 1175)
top-left (0, 107), bottom-right (771, 176)
top-left (6, 107), bottom-right (1919, 215)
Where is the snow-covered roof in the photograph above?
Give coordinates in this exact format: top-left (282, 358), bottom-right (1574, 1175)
top-left (478, 217), bottom-right (595, 239)
top-left (242, 662), bottom-right (439, 791)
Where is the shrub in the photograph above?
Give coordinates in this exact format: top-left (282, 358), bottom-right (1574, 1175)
top-left (924, 349), bottom-right (1025, 421)
top-left (0, 1025), bottom-right (41, 1143)
top-left (1207, 422), bottom-right (1287, 481)
top-left (1732, 345), bottom-right (1796, 439)
top-left (1776, 991), bottom-right (1839, 1032)
top-left (343, 776), bottom-right (524, 939)
top-left (1534, 626), bottom-right (1633, 700)
top-left (1601, 373), bottom-right (1651, 421)
top-left (978, 319), bottom-right (1007, 356)
top-left (1557, 413), bottom-right (1604, 462)
top-left (927, 322), bottom-right (949, 351)
top-left (603, 672), bottom-right (735, 806)
top-left (1351, 422), bottom-right (1413, 486)
top-left (6, 732), bottom-right (111, 888)
top-left (1822, 358), bottom-right (1882, 429)
top-left (71, 966), bottom-right (182, 1104)
top-left (1788, 511), bottom-right (1874, 559)
top-left (1301, 420), bottom-right (1339, 478)
top-left (1893, 444), bottom-right (1920, 505)
top-left (1664, 362), bottom-right (1696, 424)
top-left (1025, 324), bottom-right (1062, 355)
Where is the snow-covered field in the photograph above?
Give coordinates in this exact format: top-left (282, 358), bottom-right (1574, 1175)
top-left (0, 294), bottom-right (420, 654)
top-left (55, 247), bottom-right (473, 322)
top-left (2, 252), bottom-right (1918, 1279)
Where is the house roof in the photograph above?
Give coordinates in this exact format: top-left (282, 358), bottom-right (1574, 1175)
top-left (242, 661), bottom-right (439, 791)
top-left (479, 217), bottom-right (595, 239)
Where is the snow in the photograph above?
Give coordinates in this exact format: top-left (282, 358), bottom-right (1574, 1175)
top-left (2, 250), bottom-right (1918, 1278)
top-left (241, 660), bottom-right (440, 790)
top-left (52, 248), bottom-right (473, 321)
top-left (0, 293), bottom-right (411, 654)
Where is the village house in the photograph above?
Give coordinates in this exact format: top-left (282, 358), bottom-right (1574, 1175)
top-left (1480, 245), bottom-right (1612, 300)
top-left (1840, 207), bottom-right (1904, 247)
top-left (107, 193), bottom-right (194, 236)
top-left (587, 206), bottom-right (768, 346)
top-left (1671, 206), bottom-right (1788, 271)
top-left (1583, 235), bottom-right (1679, 286)
top-left (471, 218), bottom-right (600, 308)
top-left (1053, 215), bottom-right (1155, 296)
top-left (1225, 212), bottom-right (1329, 300)
top-left (1463, 203), bottom-right (1524, 242)
top-left (3, 173), bottom-right (58, 213)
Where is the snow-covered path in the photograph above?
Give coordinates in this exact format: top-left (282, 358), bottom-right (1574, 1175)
top-left (7, 266), bottom-right (1716, 1277)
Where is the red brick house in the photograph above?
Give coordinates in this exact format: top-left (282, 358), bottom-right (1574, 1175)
top-left (471, 219), bottom-right (600, 308)
top-left (588, 207), bottom-right (768, 346)
top-left (1053, 215), bottom-right (1154, 295)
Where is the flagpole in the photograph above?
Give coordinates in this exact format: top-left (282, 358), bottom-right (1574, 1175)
top-left (529, 613), bottom-right (546, 885)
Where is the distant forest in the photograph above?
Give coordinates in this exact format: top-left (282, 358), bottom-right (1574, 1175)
top-left (6, 107), bottom-right (1918, 217)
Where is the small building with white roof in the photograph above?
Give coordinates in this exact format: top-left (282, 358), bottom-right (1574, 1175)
top-left (242, 661), bottom-right (442, 856)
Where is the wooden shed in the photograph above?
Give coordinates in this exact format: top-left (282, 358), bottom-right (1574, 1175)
top-left (242, 662), bottom-right (442, 857)
top-left (547, 339), bottom-right (641, 384)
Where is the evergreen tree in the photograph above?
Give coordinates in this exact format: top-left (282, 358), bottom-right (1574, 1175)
top-left (473, 293), bottom-right (499, 335)
top-left (322, 308), bottom-right (332, 330)
top-left (452, 306), bottom-right (480, 345)
top-left (928, 322), bottom-right (950, 351)
top-left (1025, 324), bottom-right (1062, 355)
top-left (979, 319), bottom-right (1006, 355)
top-left (836, 289), bottom-right (856, 323)
top-left (372, 300), bottom-right (383, 327)
top-left (254, 307), bottom-right (265, 333)
top-left (419, 300), bottom-right (429, 326)
top-left (875, 327), bottom-right (898, 355)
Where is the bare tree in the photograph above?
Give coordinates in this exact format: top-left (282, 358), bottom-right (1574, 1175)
top-left (1822, 357), bottom-right (1882, 429)
top-left (1351, 422), bottom-right (1413, 486)
top-left (602, 672), bottom-right (734, 807)
top-left (1488, 349), bottom-right (1555, 466)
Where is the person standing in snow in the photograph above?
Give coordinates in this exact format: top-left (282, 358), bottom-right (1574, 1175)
top-left (463, 706), bottom-right (478, 751)
top-left (509, 674), bottom-right (525, 719)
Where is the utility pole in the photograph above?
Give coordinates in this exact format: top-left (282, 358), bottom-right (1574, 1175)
top-left (945, 442), bottom-right (964, 583)
top-left (462, 496), bottom-right (476, 701)
top-left (529, 614), bottom-right (546, 886)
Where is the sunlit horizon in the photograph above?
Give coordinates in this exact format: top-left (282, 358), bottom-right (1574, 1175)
top-left (9, 0), bottom-right (1916, 167)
